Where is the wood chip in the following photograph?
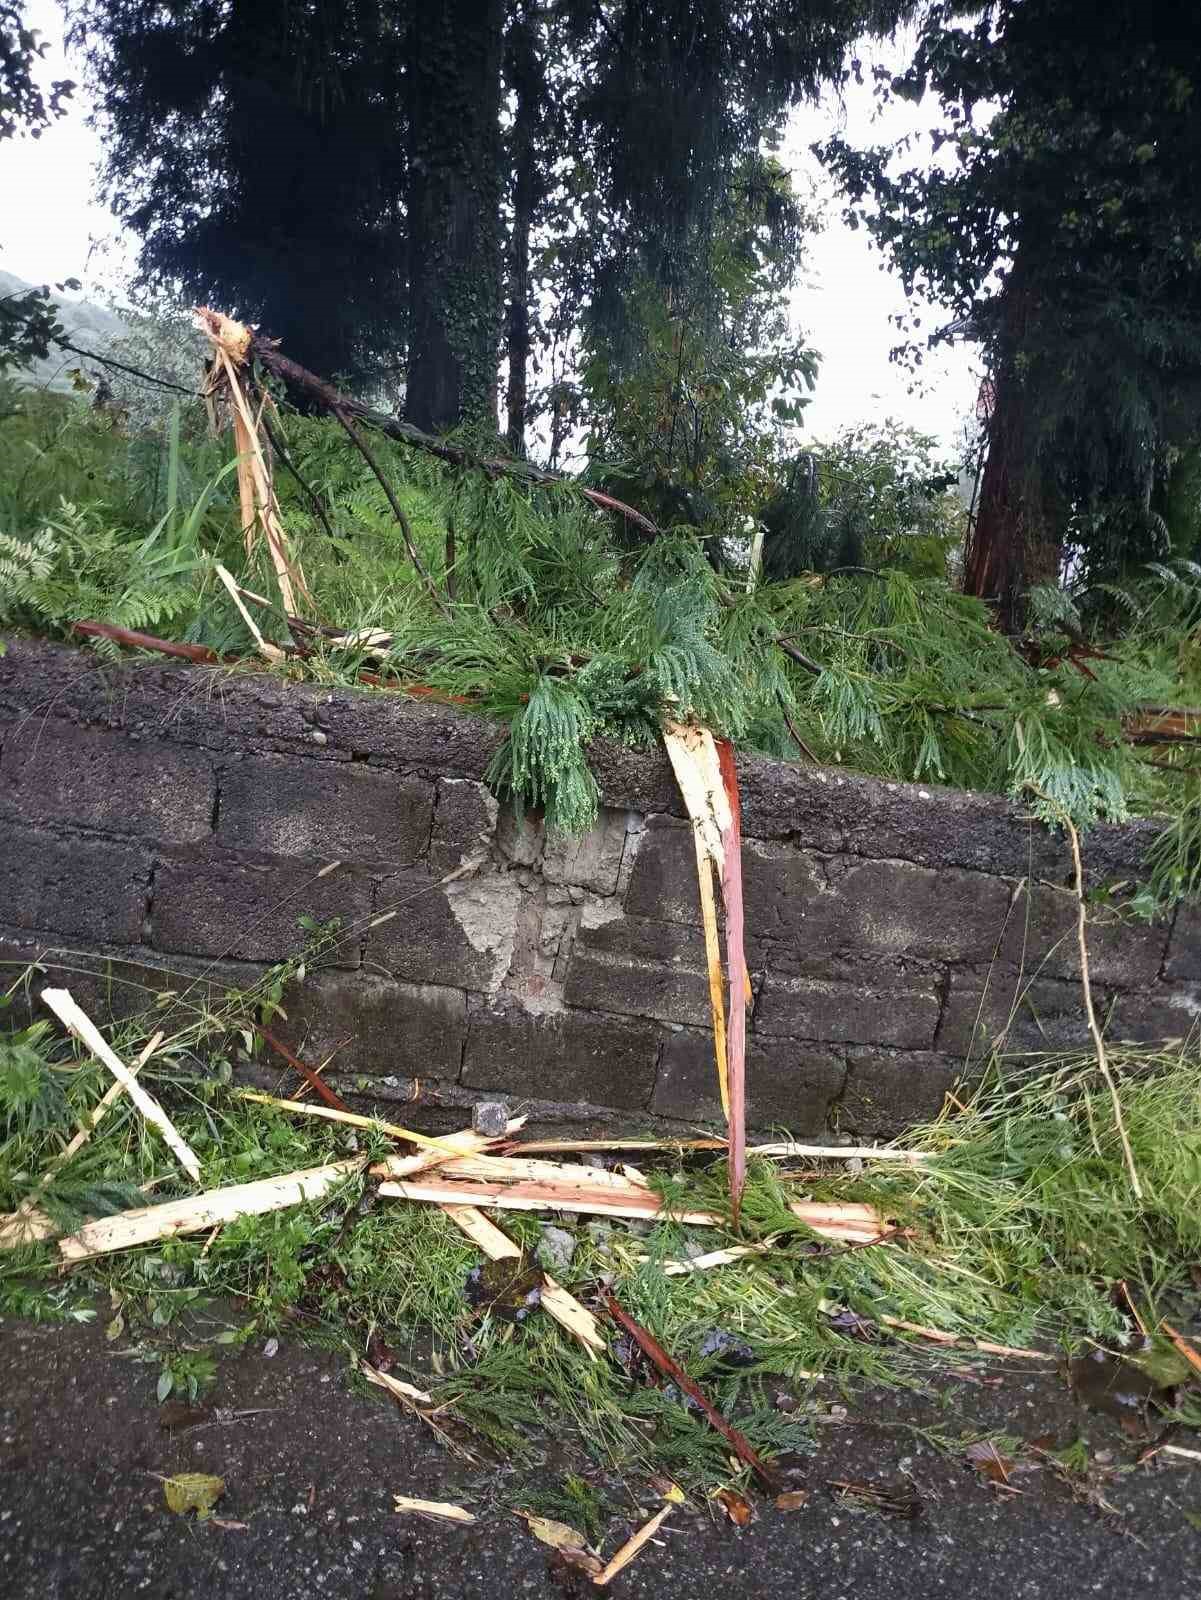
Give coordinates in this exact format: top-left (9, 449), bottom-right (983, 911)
top-left (0, 1207), bottom-right (59, 1250)
top-left (658, 1242), bottom-right (773, 1275)
top-left (592, 1504), bottom-right (673, 1587)
top-left (57, 1159), bottom-right (363, 1260)
top-left (369, 1119), bottom-right (527, 1179)
top-left (392, 1495), bottom-right (476, 1524)
top-left (440, 1204), bottom-right (605, 1357)
top-left (360, 1362), bottom-right (434, 1408)
top-left (41, 991), bottom-right (201, 1182)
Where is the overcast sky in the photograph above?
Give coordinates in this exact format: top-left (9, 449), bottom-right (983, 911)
top-left (0, 3), bottom-right (981, 455)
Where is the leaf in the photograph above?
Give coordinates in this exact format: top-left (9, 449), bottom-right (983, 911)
top-left (965, 1439), bottom-right (1013, 1486)
top-left (163, 1472), bottom-right (225, 1518)
top-left (105, 1313), bottom-right (124, 1342)
top-left (775, 1490), bottom-right (811, 1512)
top-left (518, 1512), bottom-right (604, 1576)
top-left (393, 1495), bottom-right (476, 1524)
top-left (713, 1487), bottom-right (754, 1526)
top-left (156, 1369), bottom-right (174, 1402)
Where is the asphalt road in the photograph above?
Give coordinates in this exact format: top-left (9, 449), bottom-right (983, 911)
top-left (1, 1317), bottom-right (1197, 1600)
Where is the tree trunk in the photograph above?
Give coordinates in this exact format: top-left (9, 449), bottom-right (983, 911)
top-left (405, 0), bottom-right (505, 434)
top-left (963, 272), bottom-right (1060, 629)
top-left (504, 16), bottom-right (540, 457)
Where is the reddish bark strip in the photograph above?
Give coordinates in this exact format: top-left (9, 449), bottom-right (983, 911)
top-left (602, 1290), bottom-right (778, 1491)
top-left (255, 1025), bottom-right (353, 1114)
top-left (715, 739), bottom-right (747, 1225)
top-left (70, 622), bottom-right (224, 662)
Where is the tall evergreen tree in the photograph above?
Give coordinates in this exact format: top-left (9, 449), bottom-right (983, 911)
top-left (822, 2), bottom-right (1201, 625)
top-left (69, 0), bottom-right (408, 382)
top-left (72, 1), bottom-right (910, 433)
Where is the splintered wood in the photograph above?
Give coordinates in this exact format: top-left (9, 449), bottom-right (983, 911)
top-left (57, 1160), bottom-right (364, 1260)
top-left (41, 990), bottom-right (201, 1183)
top-left (662, 721), bottom-right (748, 1220)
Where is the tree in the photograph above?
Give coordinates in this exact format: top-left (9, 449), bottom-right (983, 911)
top-left (74, 1), bottom-right (911, 434)
top-left (822, 2), bottom-right (1201, 626)
top-left (579, 156), bottom-right (818, 552)
top-left (0, 4), bottom-right (74, 373)
top-left (69, 1), bottom-right (408, 384)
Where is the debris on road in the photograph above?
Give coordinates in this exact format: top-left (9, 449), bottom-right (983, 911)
top-left (392, 1495), bottom-right (477, 1524)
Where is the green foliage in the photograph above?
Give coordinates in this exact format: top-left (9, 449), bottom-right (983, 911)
top-left (0, 1024), bottom-right (69, 1135)
top-left (821, 2), bottom-right (1201, 584)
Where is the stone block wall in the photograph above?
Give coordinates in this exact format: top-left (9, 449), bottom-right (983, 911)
top-left (0, 637), bottom-right (1195, 1136)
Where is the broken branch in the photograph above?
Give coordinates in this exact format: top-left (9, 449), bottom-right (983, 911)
top-left (41, 990), bottom-right (201, 1184)
top-left (602, 1290), bottom-right (778, 1491)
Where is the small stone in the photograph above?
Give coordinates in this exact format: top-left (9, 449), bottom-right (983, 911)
top-left (472, 1100), bottom-right (508, 1137)
top-left (536, 1225), bottom-right (577, 1275)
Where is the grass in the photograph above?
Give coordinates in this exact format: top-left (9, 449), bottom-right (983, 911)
top-left (1, 952), bottom-right (1200, 1503)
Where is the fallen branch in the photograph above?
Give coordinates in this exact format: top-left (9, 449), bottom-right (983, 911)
top-left (752, 1141), bottom-right (930, 1164)
top-left (878, 1316), bottom-right (1049, 1360)
top-left (57, 1159), bottom-right (364, 1260)
top-left (42, 989), bottom-right (201, 1184)
top-left (602, 1290), bottom-right (779, 1491)
top-left (592, 1505), bottom-right (674, 1587)
top-left (359, 1362), bottom-right (434, 1407)
top-left (370, 1118), bottom-right (527, 1180)
top-left (70, 621), bottom-right (225, 662)
top-left (406, 1153), bottom-right (652, 1192)
top-left (255, 1025), bottom-right (353, 1113)
top-left (440, 1203), bottom-right (605, 1357)
top-left (1161, 1320), bottom-right (1201, 1379)
top-left (237, 1090), bottom-right (471, 1157)
top-left (249, 335), bottom-right (661, 539)
top-left (1022, 793), bottom-right (1142, 1200)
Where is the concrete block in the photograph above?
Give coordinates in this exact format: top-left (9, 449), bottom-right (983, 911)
top-left (563, 915), bottom-right (714, 1026)
top-left (651, 1030), bottom-right (844, 1133)
top-left (278, 969), bottom-right (466, 1081)
top-left (369, 866), bottom-right (520, 991)
top-left (0, 721), bottom-right (214, 843)
top-left (431, 779), bottom-right (499, 873)
top-left (461, 1004), bottom-right (660, 1109)
top-left (1164, 904), bottom-right (1201, 982)
top-left (151, 855), bottom-right (371, 962)
top-left (0, 828), bottom-right (151, 944)
top-left (841, 1049), bottom-right (968, 1136)
top-left (218, 754), bottom-right (432, 864)
top-left (935, 969), bottom-right (1094, 1058)
top-left (755, 973), bottom-right (940, 1049)
top-left (999, 884), bottom-right (1168, 987)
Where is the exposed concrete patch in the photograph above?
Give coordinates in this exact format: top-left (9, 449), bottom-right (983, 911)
top-left (444, 871), bottom-right (521, 992)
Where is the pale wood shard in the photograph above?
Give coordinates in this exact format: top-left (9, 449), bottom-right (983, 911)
top-left (380, 1176), bottom-right (890, 1242)
top-left (507, 1138), bottom-right (724, 1155)
top-left (41, 991), bottom-right (201, 1183)
top-left (879, 1316), bottom-right (1048, 1359)
top-left (0, 1208), bottom-right (59, 1249)
top-left (392, 1495), bottom-right (476, 1524)
top-left (752, 1142), bottom-right (930, 1164)
top-left (440, 1203), bottom-right (605, 1357)
top-left (592, 1505), bottom-right (673, 1587)
top-left (360, 1362), bottom-right (434, 1408)
top-left (214, 563), bottom-right (286, 663)
top-left (693, 834), bottom-right (729, 1117)
top-left (658, 1242), bottom-right (773, 1275)
top-left (238, 1090), bottom-right (470, 1157)
top-left (15, 1031), bottom-right (164, 1225)
top-left (57, 1159), bottom-right (364, 1260)
top-left (369, 1118), bottom-right (527, 1179)
top-left (428, 1154), bottom-right (653, 1191)
top-left (379, 1176), bottom-right (722, 1225)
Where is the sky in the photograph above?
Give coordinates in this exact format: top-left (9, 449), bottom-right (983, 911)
top-left (0, 3), bottom-right (982, 456)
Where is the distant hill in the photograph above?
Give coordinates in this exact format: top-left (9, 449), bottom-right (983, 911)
top-left (0, 270), bottom-right (128, 392)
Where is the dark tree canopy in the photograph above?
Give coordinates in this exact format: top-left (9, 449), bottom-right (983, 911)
top-left (69, 0), bottom-right (409, 382)
top-left (822, 1), bottom-right (1201, 616)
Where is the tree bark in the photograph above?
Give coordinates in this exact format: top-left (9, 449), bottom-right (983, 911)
top-left (504, 15), bottom-right (541, 457)
top-left (405, 0), bottom-right (506, 434)
top-left (963, 271), bottom-right (1061, 629)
